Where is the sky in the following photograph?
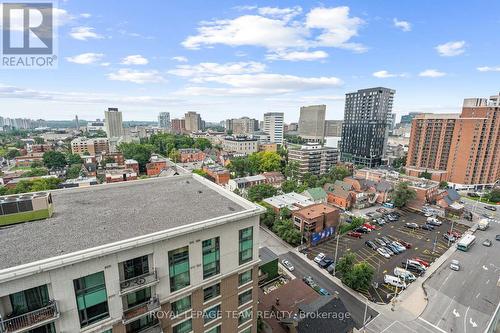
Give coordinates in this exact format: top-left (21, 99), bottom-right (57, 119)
top-left (1, 0), bottom-right (499, 123)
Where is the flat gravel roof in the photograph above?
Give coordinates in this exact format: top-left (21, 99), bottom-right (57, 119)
top-left (0, 175), bottom-right (246, 270)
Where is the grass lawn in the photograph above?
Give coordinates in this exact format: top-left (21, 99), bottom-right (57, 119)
top-left (461, 195), bottom-right (498, 205)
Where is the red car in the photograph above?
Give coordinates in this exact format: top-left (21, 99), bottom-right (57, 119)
top-left (347, 231), bottom-right (363, 238)
top-left (363, 223), bottom-right (377, 230)
top-left (447, 230), bottom-right (462, 238)
top-left (412, 258), bottom-right (430, 268)
top-left (399, 240), bottom-right (412, 249)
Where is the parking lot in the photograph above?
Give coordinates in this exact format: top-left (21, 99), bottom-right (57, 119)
top-left (305, 208), bottom-right (470, 304)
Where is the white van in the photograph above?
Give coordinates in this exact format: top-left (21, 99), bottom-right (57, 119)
top-left (405, 259), bottom-right (427, 270)
top-left (393, 267), bottom-right (416, 282)
top-left (384, 275), bottom-right (407, 289)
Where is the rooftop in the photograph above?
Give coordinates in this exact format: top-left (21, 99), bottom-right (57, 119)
top-left (263, 192), bottom-right (314, 211)
top-left (293, 203), bottom-right (338, 219)
top-left (0, 174), bottom-right (256, 272)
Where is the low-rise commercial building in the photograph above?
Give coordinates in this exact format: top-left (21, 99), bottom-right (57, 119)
top-left (146, 155), bottom-right (168, 176)
top-left (262, 192), bottom-right (314, 213)
top-left (14, 153), bottom-right (44, 167)
top-left (292, 203), bottom-right (340, 236)
top-left (0, 174), bottom-right (263, 333)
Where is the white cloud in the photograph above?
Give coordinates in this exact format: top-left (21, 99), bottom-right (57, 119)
top-left (477, 66), bottom-right (500, 72)
top-left (182, 6), bottom-right (365, 59)
top-left (172, 56), bottom-right (188, 62)
top-left (120, 55), bottom-right (149, 65)
top-left (267, 50), bottom-right (328, 61)
top-left (419, 69), bottom-right (446, 77)
top-left (435, 41), bottom-right (466, 57)
top-left (393, 18), bottom-right (411, 32)
top-left (169, 61), bottom-right (266, 77)
top-left (66, 53), bottom-right (104, 64)
top-left (107, 69), bottom-right (166, 84)
top-left (100, 62), bottom-right (111, 67)
top-left (0, 84), bottom-right (180, 106)
top-left (372, 70), bottom-right (406, 78)
top-left (80, 13), bottom-right (92, 18)
top-left (70, 26), bottom-right (104, 41)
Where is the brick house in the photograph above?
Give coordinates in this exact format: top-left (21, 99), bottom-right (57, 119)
top-left (125, 159), bottom-right (139, 173)
top-left (179, 148), bottom-right (206, 163)
top-left (292, 203), bottom-right (340, 236)
top-left (324, 180), bottom-right (354, 209)
top-left (146, 155), bottom-right (167, 176)
top-left (202, 165), bottom-right (230, 185)
top-left (105, 168), bottom-right (138, 183)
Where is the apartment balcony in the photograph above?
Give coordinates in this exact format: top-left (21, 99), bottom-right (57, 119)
top-left (119, 269), bottom-right (159, 296)
top-left (136, 323), bottom-right (163, 333)
top-left (0, 301), bottom-right (59, 333)
top-left (122, 296), bottom-right (161, 325)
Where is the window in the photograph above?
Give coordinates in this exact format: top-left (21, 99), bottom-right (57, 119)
top-left (205, 325), bottom-right (221, 333)
top-left (169, 246), bottom-right (190, 292)
top-left (173, 318), bottom-right (192, 333)
top-left (239, 327), bottom-right (252, 333)
top-left (28, 323), bottom-right (56, 333)
top-left (202, 237), bottom-right (220, 279)
top-left (123, 255), bottom-right (149, 280)
top-left (9, 285), bottom-right (49, 316)
top-left (171, 295), bottom-right (191, 316)
top-left (238, 289), bottom-right (252, 306)
top-left (203, 283), bottom-right (220, 302)
top-left (74, 271), bottom-right (109, 327)
top-left (238, 270), bottom-right (252, 286)
top-left (239, 227), bottom-right (253, 265)
top-left (238, 308), bottom-right (252, 326)
top-left (203, 304), bottom-right (221, 324)
top-left (126, 316), bottom-right (158, 333)
top-left (126, 287), bottom-right (151, 308)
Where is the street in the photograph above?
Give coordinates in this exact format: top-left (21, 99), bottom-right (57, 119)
top-left (461, 196), bottom-right (499, 220)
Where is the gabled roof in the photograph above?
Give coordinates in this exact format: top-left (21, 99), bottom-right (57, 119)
top-left (324, 180), bottom-right (353, 199)
top-left (302, 187), bottom-right (327, 201)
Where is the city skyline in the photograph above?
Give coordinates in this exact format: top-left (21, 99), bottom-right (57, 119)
top-left (1, 1), bottom-right (500, 122)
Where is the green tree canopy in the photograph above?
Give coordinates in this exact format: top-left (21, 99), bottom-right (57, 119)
top-left (66, 164), bottom-right (82, 179)
top-left (439, 181), bottom-right (448, 189)
top-left (420, 171), bottom-right (432, 179)
top-left (272, 218), bottom-right (301, 246)
top-left (247, 184), bottom-right (278, 202)
top-left (66, 153), bottom-right (82, 165)
top-left (43, 151), bottom-right (67, 169)
top-left (118, 142), bottom-right (155, 171)
top-left (22, 167), bottom-right (48, 177)
top-left (343, 262), bottom-right (374, 291)
top-left (193, 138), bottom-right (212, 151)
top-left (335, 253), bottom-right (356, 277)
top-left (392, 181), bottom-right (417, 207)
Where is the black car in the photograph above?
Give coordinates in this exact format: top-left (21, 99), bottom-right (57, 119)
top-left (485, 206), bottom-right (497, 211)
top-left (420, 224), bottom-right (434, 231)
top-left (355, 227), bottom-right (370, 234)
top-left (401, 262), bottom-right (425, 275)
top-left (319, 257), bottom-right (334, 269)
top-left (386, 243), bottom-right (400, 254)
top-left (381, 236), bottom-right (391, 244)
top-left (365, 240), bottom-right (377, 250)
top-left (495, 235), bottom-right (500, 241)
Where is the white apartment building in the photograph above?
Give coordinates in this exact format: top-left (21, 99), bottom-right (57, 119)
top-left (0, 174), bottom-right (263, 333)
top-left (262, 113), bottom-right (284, 144)
top-left (222, 136), bottom-right (259, 155)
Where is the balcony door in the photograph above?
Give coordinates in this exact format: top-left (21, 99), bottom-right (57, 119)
top-left (9, 285), bottom-right (49, 316)
top-left (123, 255), bottom-right (149, 280)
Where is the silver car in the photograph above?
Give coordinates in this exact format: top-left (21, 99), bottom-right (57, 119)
top-left (450, 259), bottom-right (460, 271)
top-left (281, 259), bottom-right (294, 271)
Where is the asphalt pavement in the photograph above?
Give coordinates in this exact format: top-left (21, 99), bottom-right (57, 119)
top-left (461, 196), bottom-right (499, 220)
top-left (279, 251), bottom-right (378, 329)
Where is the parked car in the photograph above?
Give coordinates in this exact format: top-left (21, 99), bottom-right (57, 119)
top-left (377, 247), bottom-right (391, 259)
top-left (355, 226), bottom-right (370, 234)
top-left (392, 241), bottom-right (407, 252)
top-left (411, 258), bottom-right (430, 268)
top-left (482, 239), bottom-right (492, 247)
top-left (383, 246), bottom-right (396, 256)
top-left (384, 275), bottom-right (407, 289)
top-left (303, 276), bottom-right (315, 286)
top-left (347, 231), bottom-right (363, 238)
top-left (314, 253), bottom-right (325, 263)
top-left (496, 235), bottom-right (500, 241)
top-left (318, 288), bottom-right (330, 296)
top-left (401, 262), bottom-right (425, 275)
top-left (405, 222), bottom-right (419, 229)
top-left (485, 206), bottom-right (497, 211)
top-left (386, 243), bottom-right (401, 254)
top-left (374, 238), bottom-right (386, 247)
top-left (319, 257), bottom-right (334, 269)
top-left (427, 217), bottom-right (442, 226)
top-left (326, 263), bottom-right (336, 274)
top-left (398, 240), bottom-right (412, 249)
top-left (450, 259), bottom-right (460, 271)
top-left (447, 230), bottom-right (462, 238)
top-left (381, 236), bottom-right (391, 244)
top-left (443, 233), bottom-right (456, 242)
top-left (281, 259), bottom-right (294, 271)
top-left (363, 223), bottom-right (377, 230)
top-left (420, 224), bottom-right (434, 231)
top-left (365, 240), bottom-right (377, 250)
top-left (405, 259), bottom-right (426, 270)
top-left (394, 267), bottom-right (416, 282)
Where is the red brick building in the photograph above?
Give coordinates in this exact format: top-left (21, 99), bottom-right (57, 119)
top-left (14, 153), bottom-right (44, 167)
top-left (146, 155), bottom-right (167, 176)
top-left (292, 203), bottom-right (340, 236)
top-left (105, 168), bottom-right (138, 183)
top-left (179, 148), bottom-right (206, 163)
top-left (202, 165), bottom-right (230, 185)
top-left (125, 159), bottom-right (139, 173)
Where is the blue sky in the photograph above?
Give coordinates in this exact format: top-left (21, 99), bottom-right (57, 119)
top-left (1, 0), bottom-right (499, 122)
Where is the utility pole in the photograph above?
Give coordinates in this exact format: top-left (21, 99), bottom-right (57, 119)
top-left (362, 296), bottom-right (369, 332)
top-left (432, 234), bottom-right (437, 253)
top-left (332, 226), bottom-right (340, 277)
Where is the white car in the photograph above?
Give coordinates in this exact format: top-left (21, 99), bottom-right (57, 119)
top-left (377, 248), bottom-right (391, 259)
top-left (384, 274), bottom-right (407, 289)
top-left (450, 259), bottom-right (460, 271)
top-left (281, 259), bottom-right (294, 271)
top-left (314, 253), bottom-right (325, 263)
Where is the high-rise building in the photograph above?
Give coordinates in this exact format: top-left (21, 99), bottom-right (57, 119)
top-left (288, 143), bottom-right (338, 178)
top-left (324, 120), bottom-right (343, 137)
top-left (104, 107), bottom-right (124, 138)
top-left (387, 113), bottom-right (396, 131)
top-left (184, 111), bottom-right (203, 132)
top-left (406, 92), bottom-right (500, 188)
top-left (263, 112), bottom-right (284, 144)
top-left (226, 117), bottom-right (258, 135)
top-left (0, 175), bottom-right (263, 333)
top-left (75, 115), bottom-right (80, 131)
top-left (340, 87), bottom-right (395, 167)
top-left (171, 118), bottom-right (186, 134)
top-left (298, 105), bottom-right (326, 143)
top-left (399, 112), bottom-right (422, 126)
top-left (158, 112), bottom-right (171, 130)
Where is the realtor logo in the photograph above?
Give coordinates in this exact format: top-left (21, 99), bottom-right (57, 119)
top-left (1, 1), bottom-right (57, 68)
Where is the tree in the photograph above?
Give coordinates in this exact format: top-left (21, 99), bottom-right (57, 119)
top-left (194, 138), bottom-right (212, 151)
top-left (279, 207), bottom-right (291, 219)
top-left (66, 164), bottom-right (82, 179)
top-left (343, 262), bottom-right (374, 291)
top-left (22, 167), bottom-right (48, 177)
top-left (486, 188), bottom-right (500, 203)
top-left (4, 149), bottom-right (20, 160)
top-left (439, 181), bottom-right (448, 189)
top-left (335, 253), bottom-right (356, 277)
top-left (392, 155), bottom-right (407, 169)
top-left (257, 151), bottom-right (281, 172)
top-left (34, 137), bottom-right (45, 144)
top-left (30, 160), bottom-right (44, 168)
top-left (284, 161), bottom-right (300, 180)
top-left (168, 148), bottom-right (181, 163)
top-left (260, 207), bottom-right (276, 228)
top-left (328, 165), bottom-right (351, 181)
top-left (272, 218), bottom-right (301, 246)
top-left (392, 181), bottom-right (417, 208)
top-left (43, 151), bottom-right (67, 169)
top-left (420, 171), bottom-right (432, 180)
top-left (247, 184), bottom-right (277, 202)
top-left (192, 169), bottom-right (208, 177)
top-left (118, 143), bottom-right (155, 171)
top-left (66, 153), bottom-right (82, 165)
top-left (281, 179), bottom-right (298, 193)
